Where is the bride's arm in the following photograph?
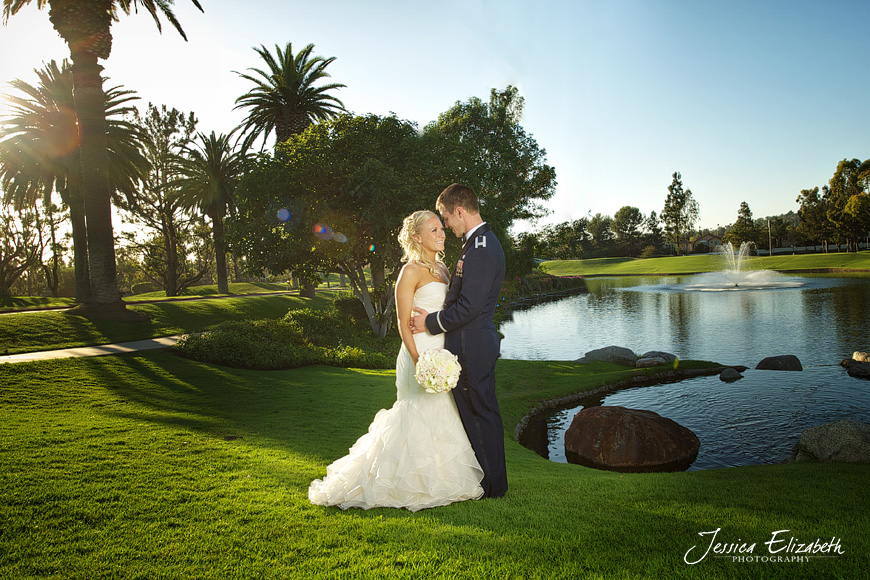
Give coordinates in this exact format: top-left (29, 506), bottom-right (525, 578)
top-left (395, 264), bottom-right (421, 364)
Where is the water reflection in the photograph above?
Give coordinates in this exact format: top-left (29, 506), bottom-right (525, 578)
top-left (502, 275), bottom-right (870, 469)
top-left (500, 275), bottom-right (870, 366)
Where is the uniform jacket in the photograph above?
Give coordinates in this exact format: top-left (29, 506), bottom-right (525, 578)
top-left (425, 223), bottom-right (505, 337)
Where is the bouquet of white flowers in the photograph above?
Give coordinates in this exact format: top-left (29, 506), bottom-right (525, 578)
top-left (414, 349), bottom-right (462, 394)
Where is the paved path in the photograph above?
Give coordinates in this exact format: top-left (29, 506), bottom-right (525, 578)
top-left (0, 335), bottom-right (184, 365)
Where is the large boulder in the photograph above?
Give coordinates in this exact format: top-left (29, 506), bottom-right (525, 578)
top-left (640, 351), bottom-right (678, 363)
top-left (636, 357), bottom-right (666, 369)
top-left (576, 346), bottom-right (637, 367)
top-left (756, 355), bottom-right (802, 371)
top-left (719, 368), bottom-right (743, 382)
top-left (840, 358), bottom-right (870, 379)
top-left (790, 420), bottom-right (870, 463)
top-left (564, 406), bottom-right (699, 472)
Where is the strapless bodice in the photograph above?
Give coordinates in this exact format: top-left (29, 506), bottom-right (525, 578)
top-left (412, 281), bottom-right (448, 313)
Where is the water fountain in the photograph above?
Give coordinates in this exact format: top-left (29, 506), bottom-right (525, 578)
top-left (680, 242), bottom-right (804, 291)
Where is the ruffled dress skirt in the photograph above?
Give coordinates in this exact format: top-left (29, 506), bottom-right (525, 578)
top-left (308, 282), bottom-right (484, 511)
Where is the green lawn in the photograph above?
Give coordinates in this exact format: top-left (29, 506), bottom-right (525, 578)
top-left (542, 252), bottom-right (870, 277)
top-left (0, 281), bottom-right (351, 312)
top-left (1, 352), bottom-right (865, 579)
top-left (0, 292), bottom-right (338, 355)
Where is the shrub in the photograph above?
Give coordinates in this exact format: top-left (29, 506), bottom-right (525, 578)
top-left (132, 282), bottom-right (161, 295)
top-left (173, 319), bottom-right (318, 370)
top-left (333, 291), bottom-right (368, 322)
top-left (173, 304), bottom-right (399, 370)
top-left (640, 245), bottom-right (657, 259)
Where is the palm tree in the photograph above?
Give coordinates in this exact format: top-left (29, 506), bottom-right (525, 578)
top-left (0, 59), bottom-right (148, 301)
top-left (2, 0), bottom-right (203, 319)
top-left (174, 130), bottom-right (248, 294)
top-left (234, 42), bottom-right (346, 148)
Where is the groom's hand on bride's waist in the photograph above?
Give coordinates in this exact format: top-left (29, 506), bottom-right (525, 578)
top-left (410, 307), bottom-right (429, 334)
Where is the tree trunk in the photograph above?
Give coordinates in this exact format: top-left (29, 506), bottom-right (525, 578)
top-left (300, 281), bottom-right (316, 298)
top-left (163, 213), bottom-right (178, 297)
top-left (66, 187), bottom-right (92, 302)
top-left (212, 207), bottom-right (229, 294)
top-left (68, 54), bottom-right (134, 318)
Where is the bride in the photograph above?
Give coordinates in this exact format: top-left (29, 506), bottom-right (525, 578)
top-left (308, 210), bottom-right (484, 511)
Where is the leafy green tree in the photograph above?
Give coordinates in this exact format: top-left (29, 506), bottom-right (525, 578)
top-left (0, 59), bottom-right (146, 301)
top-left (117, 103), bottom-right (198, 296)
top-left (761, 216), bottom-right (791, 250)
top-left (827, 158), bottom-right (870, 251)
top-left (795, 187), bottom-right (831, 250)
top-left (844, 193), bottom-right (870, 244)
top-left (2, 0), bottom-right (203, 318)
top-left (661, 171), bottom-right (699, 254)
top-left (229, 113), bottom-right (434, 337)
top-left (423, 86), bottom-right (557, 274)
top-left (0, 204), bottom-right (41, 298)
top-left (234, 42), bottom-right (346, 148)
top-left (540, 218), bottom-right (589, 259)
top-left (587, 213), bottom-right (614, 256)
top-left (722, 201), bottom-right (759, 247)
top-left (613, 206), bottom-right (644, 256)
top-left (174, 131), bottom-right (249, 294)
top-left (644, 210), bottom-right (663, 250)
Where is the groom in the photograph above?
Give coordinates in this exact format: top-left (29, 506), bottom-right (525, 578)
top-left (410, 183), bottom-right (508, 498)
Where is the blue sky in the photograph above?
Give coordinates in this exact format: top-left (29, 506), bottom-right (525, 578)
top-left (1, 0), bottom-right (868, 233)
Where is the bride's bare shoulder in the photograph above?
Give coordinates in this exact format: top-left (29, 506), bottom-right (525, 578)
top-left (397, 262), bottom-right (423, 285)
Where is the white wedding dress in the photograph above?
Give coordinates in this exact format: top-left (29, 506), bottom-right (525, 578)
top-left (308, 282), bottom-right (484, 511)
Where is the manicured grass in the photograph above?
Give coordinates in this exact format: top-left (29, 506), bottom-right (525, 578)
top-left (1, 352), bottom-right (865, 579)
top-left (542, 252), bottom-right (870, 277)
top-left (0, 296), bottom-right (76, 312)
top-left (127, 281), bottom-right (295, 301)
top-left (0, 292), bottom-right (338, 355)
top-left (0, 281), bottom-right (351, 311)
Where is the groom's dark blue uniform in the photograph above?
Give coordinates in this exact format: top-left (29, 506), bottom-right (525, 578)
top-left (424, 223), bottom-right (508, 498)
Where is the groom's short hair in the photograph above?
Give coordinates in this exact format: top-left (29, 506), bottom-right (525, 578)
top-left (436, 183), bottom-right (480, 215)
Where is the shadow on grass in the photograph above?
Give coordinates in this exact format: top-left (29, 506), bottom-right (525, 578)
top-left (78, 350), bottom-right (396, 464)
top-left (4, 351), bottom-right (866, 578)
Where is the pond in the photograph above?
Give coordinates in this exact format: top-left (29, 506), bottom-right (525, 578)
top-left (499, 274), bottom-right (870, 469)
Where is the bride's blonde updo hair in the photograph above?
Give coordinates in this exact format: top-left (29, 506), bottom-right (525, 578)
top-left (398, 210), bottom-right (444, 278)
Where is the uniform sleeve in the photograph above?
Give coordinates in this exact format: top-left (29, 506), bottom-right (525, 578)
top-left (425, 244), bottom-right (499, 335)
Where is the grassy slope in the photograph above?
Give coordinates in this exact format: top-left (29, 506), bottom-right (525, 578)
top-left (1, 352), bottom-right (866, 579)
top-left (0, 282), bottom-right (312, 312)
top-left (0, 292), bottom-right (337, 355)
top-left (542, 252), bottom-right (870, 277)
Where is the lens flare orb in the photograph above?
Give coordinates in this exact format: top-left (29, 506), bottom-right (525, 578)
top-left (276, 208), bottom-right (291, 222)
top-left (314, 224), bottom-right (334, 240)
top-left (333, 233), bottom-right (348, 243)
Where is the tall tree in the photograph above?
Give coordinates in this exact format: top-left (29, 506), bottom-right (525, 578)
top-left (229, 113), bottom-right (434, 338)
top-left (587, 213), bottom-right (614, 256)
top-left (0, 59), bottom-right (146, 301)
top-left (644, 210), bottom-right (663, 250)
top-left (2, 0), bottom-right (203, 319)
top-left (118, 103), bottom-right (198, 296)
top-left (423, 86), bottom-right (557, 274)
top-left (234, 42), bottom-right (346, 148)
top-left (795, 187), bottom-right (831, 251)
top-left (827, 158), bottom-right (870, 251)
top-left (661, 171), bottom-right (699, 255)
top-left (723, 201), bottom-right (759, 247)
top-left (612, 205), bottom-right (644, 256)
top-left (174, 130), bottom-right (249, 294)
top-left (0, 204), bottom-right (41, 298)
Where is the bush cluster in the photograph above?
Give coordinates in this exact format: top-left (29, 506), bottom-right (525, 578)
top-left (498, 270), bottom-right (586, 304)
top-left (173, 305), bottom-right (398, 370)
